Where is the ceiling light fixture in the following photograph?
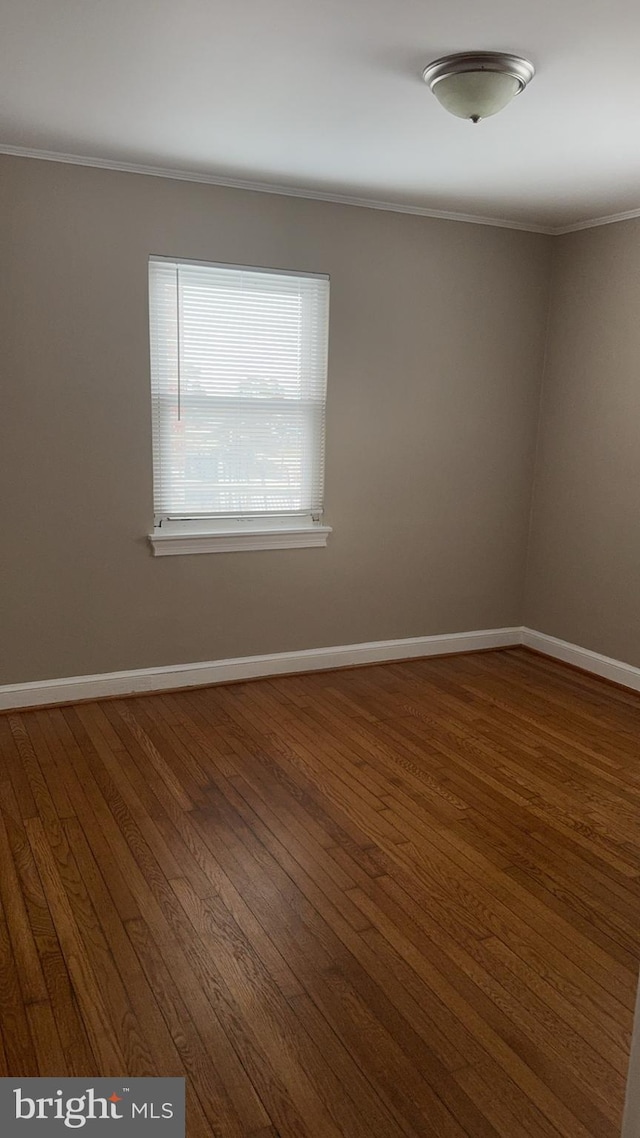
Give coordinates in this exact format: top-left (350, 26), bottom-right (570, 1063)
top-left (422, 52), bottom-right (535, 123)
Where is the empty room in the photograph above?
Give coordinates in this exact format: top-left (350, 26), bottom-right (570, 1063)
top-left (2, 1), bottom-right (640, 1136)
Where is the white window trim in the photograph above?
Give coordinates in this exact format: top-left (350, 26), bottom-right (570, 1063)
top-left (148, 256), bottom-right (330, 557)
top-left (149, 517), bottom-right (332, 556)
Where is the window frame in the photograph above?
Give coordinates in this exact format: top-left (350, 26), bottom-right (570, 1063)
top-left (147, 256), bottom-right (331, 556)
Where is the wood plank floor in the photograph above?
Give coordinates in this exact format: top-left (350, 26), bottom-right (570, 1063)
top-left (0, 647), bottom-right (639, 1137)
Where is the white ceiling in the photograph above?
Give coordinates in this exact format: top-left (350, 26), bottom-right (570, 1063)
top-left (2, 0), bottom-right (640, 232)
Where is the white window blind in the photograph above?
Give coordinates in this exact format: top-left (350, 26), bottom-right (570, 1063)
top-left (149, 257), bottom-right (330, 522)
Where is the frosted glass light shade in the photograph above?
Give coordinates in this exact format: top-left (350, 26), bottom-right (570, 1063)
top-left (433, 71), bottom-right (521, 121)
top-left (422, 53), bottom-right (535, 123)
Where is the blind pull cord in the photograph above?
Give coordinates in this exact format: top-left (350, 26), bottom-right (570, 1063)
top-left (176, 264), bottom-right (182, 422)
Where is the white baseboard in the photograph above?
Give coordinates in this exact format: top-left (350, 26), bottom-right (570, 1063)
top-left (521, 627), bottom-right (640, 693)
top-left (3, 625), bottom-right (639, 712)
top-left (0, 627), bottom-right (521, 711)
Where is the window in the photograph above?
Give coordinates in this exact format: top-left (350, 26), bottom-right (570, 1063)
top-left (148, 257), bottom-right (331, 555)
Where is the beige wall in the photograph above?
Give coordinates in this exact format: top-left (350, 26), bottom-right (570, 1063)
top-left (1, 154), bottom-right (551, 684)
top-left (524, 221), bottom-right (640, 666)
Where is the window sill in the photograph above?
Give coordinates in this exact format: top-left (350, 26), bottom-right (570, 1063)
top-left (149, 524), bottom-right (332, 556)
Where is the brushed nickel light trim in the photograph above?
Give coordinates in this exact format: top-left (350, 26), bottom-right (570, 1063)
top-left (422, 52), bottom-right (535, 123)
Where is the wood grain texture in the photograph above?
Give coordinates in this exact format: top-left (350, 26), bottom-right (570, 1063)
top-left (0, 646), bottom-right (638, 1136)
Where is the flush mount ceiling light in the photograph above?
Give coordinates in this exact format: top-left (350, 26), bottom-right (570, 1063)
top-left (422, 52), bottom-right (535, 123)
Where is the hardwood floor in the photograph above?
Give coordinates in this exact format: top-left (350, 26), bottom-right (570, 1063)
top-left (0, 646), bottom-right (639, 1137)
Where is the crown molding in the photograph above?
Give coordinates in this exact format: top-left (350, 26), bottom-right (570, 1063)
top-left (552, 206), bottom-right (640, 235)
top-left (0, 143), bottom-right (554, 234)
top-left (5, 142), bottom-right (640, 238)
